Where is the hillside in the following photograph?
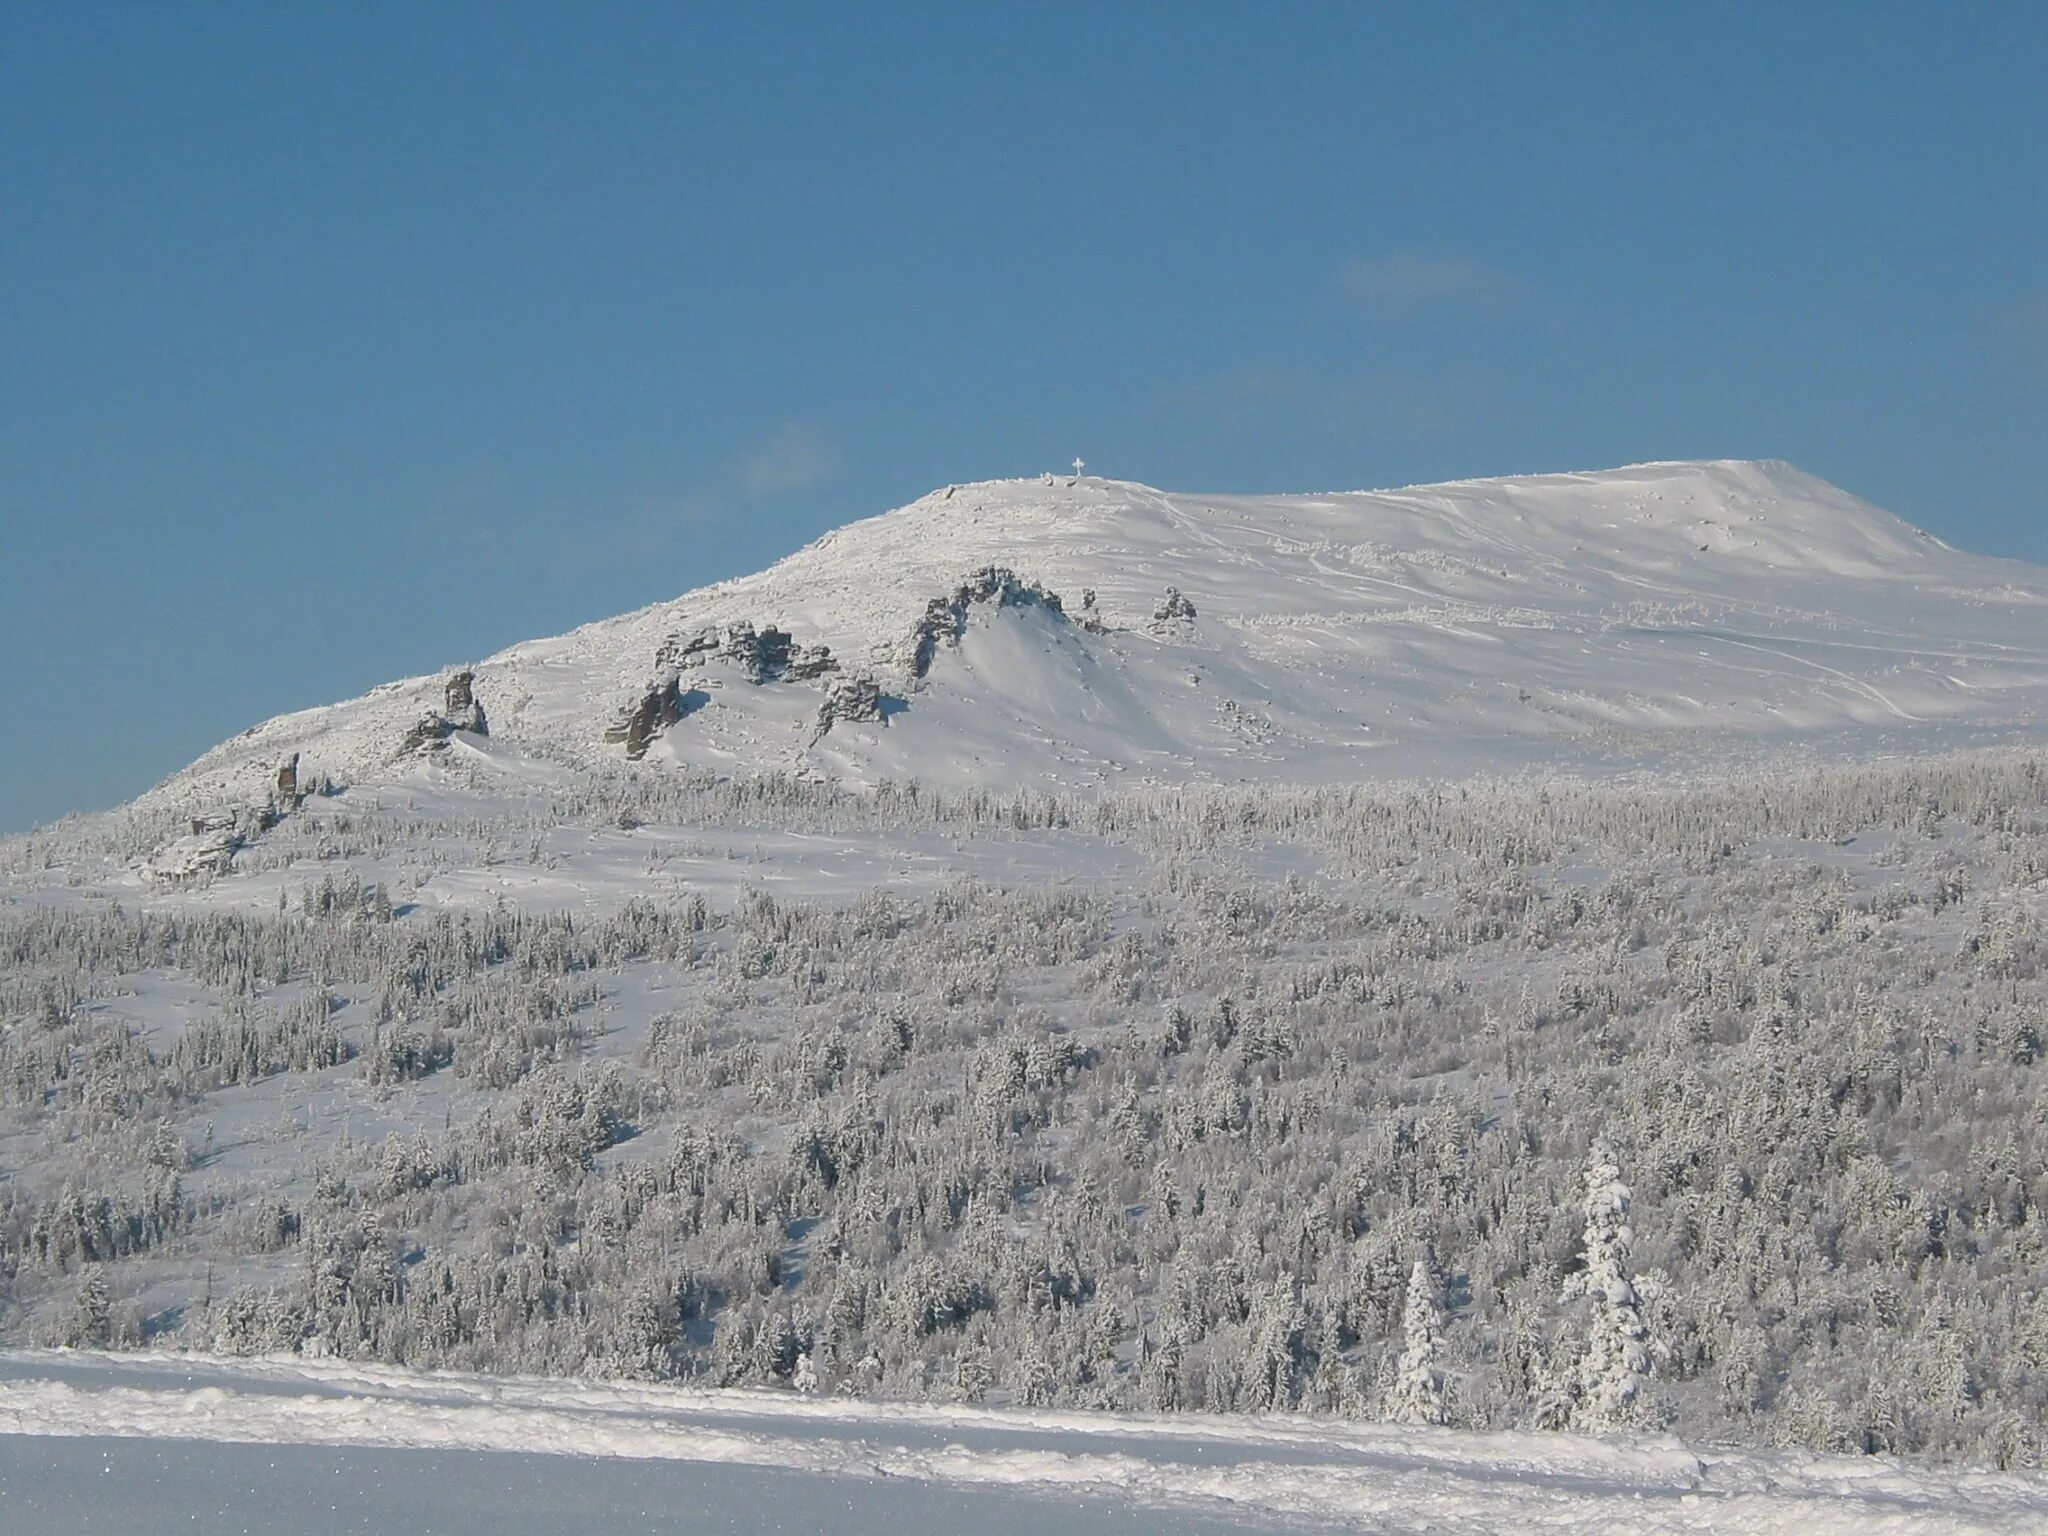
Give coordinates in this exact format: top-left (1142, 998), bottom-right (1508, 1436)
top-left (4, 463), bottom-right (2047, 1487)
top-left (144, 459), bottom-right (2048, 817)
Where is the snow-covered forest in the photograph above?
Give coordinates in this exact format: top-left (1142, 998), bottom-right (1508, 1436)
top-left (4, 750), bottom-right (2046, 1467)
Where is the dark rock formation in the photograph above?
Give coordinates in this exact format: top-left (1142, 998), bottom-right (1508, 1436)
top-left (605, 677), bottom-right (682, 760)
top-left (786, 641), bottom-right (840, 681)
top-left (443, 669), bottom-right (488, 735)
top-left (399, 669), bottom-right (489, 756)
top-left (604, 676), bottom-right (709, 760)
top-left (906, 567), bottom-right (1067, 679)
top-left (1146, 586), bottom-right (1198, 637)
top-left (811, 673), bottom-right (889, 741)
top-left (275, 753), bottom-right (300, 803)
top-left (398, 712), bottom-right (452, 757)
top-left (622, 618), bottom-right (847, 761)
top-left (654, 627), bottom-right (722, 673)
top-left (717, 622), bottom-right (787, 683)
top-left (657, 622), bottom-right (838, 685)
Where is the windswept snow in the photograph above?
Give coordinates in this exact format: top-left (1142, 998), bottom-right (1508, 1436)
top-left (139, 460), bottom-right (2048, 815)
top-left (3, 1351), bottom-right (2042, 1535)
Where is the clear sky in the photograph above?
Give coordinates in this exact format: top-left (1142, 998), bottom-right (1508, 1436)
top-left (3, 4), bottom-right (2045, 833)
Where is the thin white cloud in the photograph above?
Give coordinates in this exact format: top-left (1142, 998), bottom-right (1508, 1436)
top-left (1335, 251), bottom-right (1526, 314)
top-left (740, 422), bottom-right (841, 500)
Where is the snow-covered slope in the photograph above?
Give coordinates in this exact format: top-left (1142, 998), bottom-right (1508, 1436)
top-left (6, 1352), bottom-right (2043, 1535)
top-left (146, 460), bottom-right (2048, 813)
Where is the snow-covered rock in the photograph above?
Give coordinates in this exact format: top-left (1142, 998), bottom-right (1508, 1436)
top-left (140, 804), bottom-right (278, 885)
top-left (396, 668), bottom-right (490, 757)
top-left (812, 673), bottom-right (890, 742)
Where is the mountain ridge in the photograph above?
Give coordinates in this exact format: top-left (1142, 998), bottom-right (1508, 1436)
top-left (131, 459), bottom-right (2048, 819)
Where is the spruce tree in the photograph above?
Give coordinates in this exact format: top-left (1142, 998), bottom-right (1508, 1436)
top-left (1564, 1139), bottom-right (1652, 1429)
top-left (1388, 1260), bottom-right (1448, 1426)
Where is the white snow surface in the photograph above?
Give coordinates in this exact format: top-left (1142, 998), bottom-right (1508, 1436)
top-left (3, 1350), bottom-right (2042, 1535)
top-left (141, 461), bottom-right (2048, 815)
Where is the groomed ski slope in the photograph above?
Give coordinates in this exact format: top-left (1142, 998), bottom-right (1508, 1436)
top-left (2, 1352), bottom-right (2043, 1535)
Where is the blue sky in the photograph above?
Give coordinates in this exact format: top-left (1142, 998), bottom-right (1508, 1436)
top-left (3, 4), bottom-right (2045, 832)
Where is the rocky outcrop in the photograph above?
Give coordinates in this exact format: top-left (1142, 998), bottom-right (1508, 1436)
top-left (604, 676), bottom-right (710, 760)
top-left (606, 677), bottom-right (683, 761)
top-left (717, 622), bottom-right (792, 684)
top-left (275, 753), bottom-right (300, 805)
top-left (657, 622), bottom-right (838, 684)
top-left (606, 613), bottom-right (867, 762)
top-left (143, 804), bottom-right (279, 886)
top-left (618, 619), bottom-right (849, 760)
top-left (399, 669), bottom-right (490, 757)
top-left (811, 673), bottom-right (890, 742)
top-left (1146, 586), bottom-right (1198, 638)
top-left (654, 627), bottom-right (722, 673)
top-left (443, 669), bottom-right (488, 734)
top-left (906, 567), bottom-right (1067, 679)
top-left (786, 641), bottom-right (840, 681)
top-left (398, 713), bottom-right (448, 757)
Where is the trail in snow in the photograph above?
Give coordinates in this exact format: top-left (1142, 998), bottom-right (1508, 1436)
top-left (1, 1352), bottom-right (2042, 1535)
top-left (1703, 631), bottom-right (1924, 722)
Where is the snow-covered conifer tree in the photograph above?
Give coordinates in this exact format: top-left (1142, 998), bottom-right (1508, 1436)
top-left (1388, 1260), bottom-right (1448, 1425)
top-left (1563, 1139), bottom-right (1652, 1428)
top-left (63, 1265), bottom-right (112, 1349)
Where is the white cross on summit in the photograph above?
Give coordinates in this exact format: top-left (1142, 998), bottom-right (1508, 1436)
top-left (1072, 457), bottom-right (1085, 477)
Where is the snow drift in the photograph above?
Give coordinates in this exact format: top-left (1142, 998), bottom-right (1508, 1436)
top-left (4, 1351), bottom-right (2043, 1535)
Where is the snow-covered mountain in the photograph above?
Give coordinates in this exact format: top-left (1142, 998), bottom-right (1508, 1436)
top-left (147, 459), bottom-right (2048, 815)
top-left (10, 463), bottom-right (2048, 1485)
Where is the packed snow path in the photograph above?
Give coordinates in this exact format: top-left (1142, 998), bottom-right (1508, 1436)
top-left (2, 1353), bottom-right (2042, 1534)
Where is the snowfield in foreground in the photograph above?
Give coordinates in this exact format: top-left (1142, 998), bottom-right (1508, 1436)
top-left (1, 1352), bottom-right (2043, 1535)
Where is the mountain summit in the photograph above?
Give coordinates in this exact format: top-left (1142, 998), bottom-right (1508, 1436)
top-left (150, 460), bottom-right (2048, 811)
